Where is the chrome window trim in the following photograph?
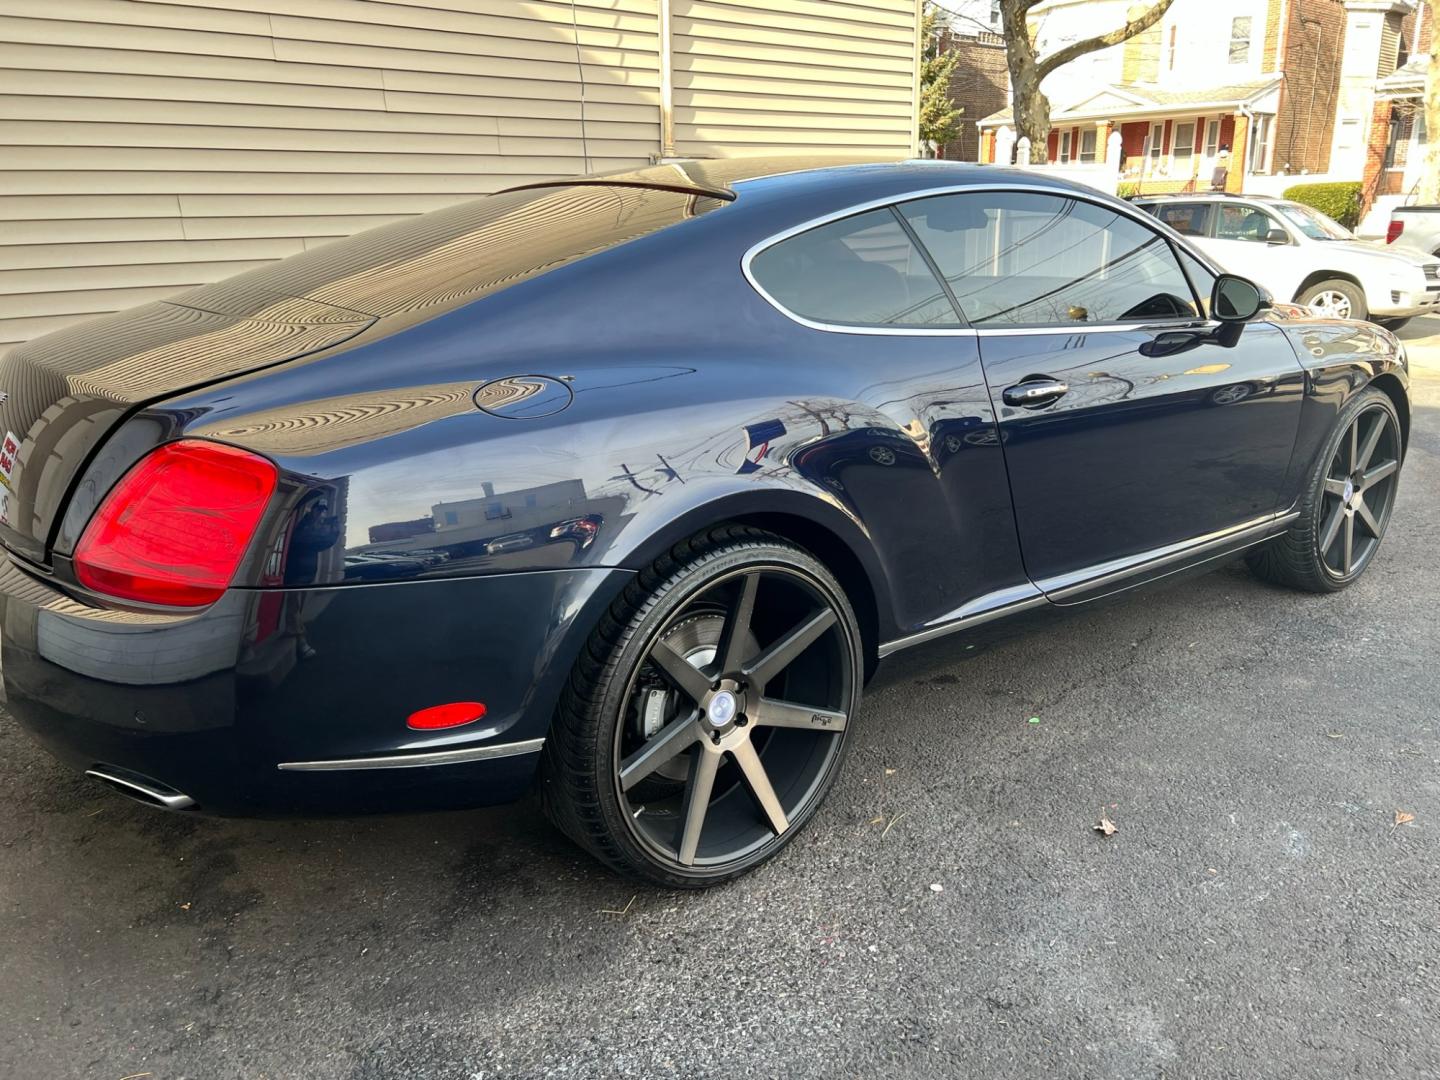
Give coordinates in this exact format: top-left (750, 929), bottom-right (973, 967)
top-left (277, 736), bottom-right (545, 772)
top-left (741, 181), bottom-right (1224, 338)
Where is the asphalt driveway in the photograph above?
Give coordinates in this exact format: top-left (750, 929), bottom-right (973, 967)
top-left (3, 321), bottom-right (1439, 1079)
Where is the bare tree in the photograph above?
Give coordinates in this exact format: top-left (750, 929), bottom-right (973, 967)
top-left (999, 0), bottom-right (1174, 163)
top-left (1419, 0), bottom-right (1439, 203)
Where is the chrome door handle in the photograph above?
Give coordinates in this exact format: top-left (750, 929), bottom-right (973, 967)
top-left (1002, 380), bottom-right (1069, 407)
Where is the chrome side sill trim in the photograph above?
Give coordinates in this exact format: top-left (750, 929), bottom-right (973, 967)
top-left (877, 591), bottom-right (1048, 658)
top-left (876, 509), bottom-right (1298, 659)
top-left (277, 737), bottom-right (546, 772)
top-left (1038, 510), bottom-right (1298, 603)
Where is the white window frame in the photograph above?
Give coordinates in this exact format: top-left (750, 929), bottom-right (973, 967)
top-left (1229, 16), bottom-right (1252, 64)
top-left (1172, 120), bottom-right (1196, 173)
top-left (1061, 130), bottom-right (1072, 162)
top-left (1247, 113), bottom-right (1272, 173)
top-left (1204, 119), bottom-right (1220, 158)
top-left (1146, 122), bottom-right (1165, 176)
top-left (1079, 128), bottom-right (1097, 163)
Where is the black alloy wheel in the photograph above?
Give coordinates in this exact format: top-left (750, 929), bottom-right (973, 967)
top-left (1248, 387), bottom-right (1403, 592)
top-left (541, 526), bottom-right (861, 887)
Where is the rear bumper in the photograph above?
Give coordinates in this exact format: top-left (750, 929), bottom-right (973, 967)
top-left (0, 555), bottom-right (630, 815)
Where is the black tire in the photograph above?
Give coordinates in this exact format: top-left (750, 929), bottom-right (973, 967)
top-left (539, 524), bottom-right (862, 887)
top-left (1247, 387), bottom-right (1403, 592)
top-left (1373, 317), bottom-right (1411, 332)
top-left (1296, 278), bottom-right (1368, 321)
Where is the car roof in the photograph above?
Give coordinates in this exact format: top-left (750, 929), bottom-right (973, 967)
top-left (499, 155), bottom-right (1120, 207)
top-left (1134, 192), bottom-right (1282, 203)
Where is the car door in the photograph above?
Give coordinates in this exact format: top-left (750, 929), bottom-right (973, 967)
top-left (744, 203), bottom-right (1032, 635)
top-left (1194, 202), bottom-right (1308, 303)
top-left (896, 189), bottom-right (1306, 599)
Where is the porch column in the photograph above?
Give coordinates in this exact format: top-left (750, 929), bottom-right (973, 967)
top-left (1226, 113), bottom-right (1249, 192)
top-left (980, 129), bottom-right (995, 164)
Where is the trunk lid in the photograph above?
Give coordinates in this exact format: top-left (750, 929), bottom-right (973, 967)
top-left (0, 296), bottom-right (372, 564)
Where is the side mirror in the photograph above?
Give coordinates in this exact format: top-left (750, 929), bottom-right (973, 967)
top-left (1266, 228), bottom-right (1290, 245)
top-left (1212, 274), bottom-right (1271, 322)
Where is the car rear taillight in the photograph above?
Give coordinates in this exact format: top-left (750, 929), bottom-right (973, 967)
top-left (1386, 220), bottom-right (1404, 244)
top-left (73, 440), bottom-right (278, 607)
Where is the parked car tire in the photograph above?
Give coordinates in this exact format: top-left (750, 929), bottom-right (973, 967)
top-left (1247, 387), bottom-right (1402, 592)
top-left (1373, 317), bottom-right (1411, 332)
top-left (540, 525), bottom-right (861, 886)
top-left (1296, 278), bottom-right (1367, 321)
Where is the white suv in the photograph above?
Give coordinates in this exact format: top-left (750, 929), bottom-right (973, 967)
top-left (1134, 193), bottom-right (1440, 331)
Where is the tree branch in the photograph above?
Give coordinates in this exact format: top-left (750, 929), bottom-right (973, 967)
top-left (1034, 0), bottom-right (1175, 80)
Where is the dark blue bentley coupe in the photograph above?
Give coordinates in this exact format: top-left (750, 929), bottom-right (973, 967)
top-left (0, 158), bottom-right (1408, 885)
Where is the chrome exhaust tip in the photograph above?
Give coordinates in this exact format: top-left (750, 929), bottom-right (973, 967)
top-left (85, 766), bottom-right (196, 810)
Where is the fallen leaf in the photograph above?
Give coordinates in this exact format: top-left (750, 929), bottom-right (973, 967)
top-left (1325, 732), bottom-right (1344, 740)
top-left (869, 815), bottom-right (885, 825)
top-left (884, 768), bottom-right (896, 777)
top-left (1394, 810), bottom-right (1416, 827)
top-left (179, 902), bottom-right (191, 911)
top-left (1094, 817), bottom-right (1118, 837)
top-left (929, 882), bottom-right (944, 893)
top-left (1027, 716), bottom-right (1041, 725)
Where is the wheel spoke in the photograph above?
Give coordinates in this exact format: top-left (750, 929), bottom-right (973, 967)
top-left (730, 738), bottom-right (789, 836)
top-left (753, 696), bottom-right (847, 732)
top-left (1324, 477), bottom-right (1348, 498)
top-left (619, 711), bottom-right (703, 791)
top-left (743, 607), bottom-right (837, 689)
top-left (713, 571), bottom-right (760, 675)
top-left (676, 747), bottom-right (720, 865)
top-left (649, 638), bottom-right (713, 704)
top-left (1342, 512), bottom-right (1354, 574)
top-left (1318, 501), bottom-right (1345, 555)
top-left (1355, 414), bottom-right (1385, 471)
top-left (1353, 495), bottom-right (1382, 539)
top-left (1360, 458), bottom-right (1398, 489)
top-left (1347, 419), bottom-right (1359, 472)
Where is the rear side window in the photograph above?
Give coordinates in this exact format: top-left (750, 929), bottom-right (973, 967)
top-left (1153, 202), bottom-right (1212, 236)
top-left (749, 209), bottom-right (962, 328)
top-left (897, 191), bottom-right (1201, 326)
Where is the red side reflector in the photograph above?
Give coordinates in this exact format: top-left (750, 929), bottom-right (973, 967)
top-left (1386, 220), bottom-right (1404, 244)
top-left (407, 702), bottom-right (488, 730)
top-left (74, 440), bottom-right (278, 607)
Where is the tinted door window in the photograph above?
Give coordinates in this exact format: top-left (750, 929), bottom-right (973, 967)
top-left (749, 209), bottom-right (962, 328)
top-left (1214, 204), bottom-right (1281, 242)
top-left (1154, 202), bottom-right (1212, 237)
top-left (898, 192), bottom-right (1201, 326)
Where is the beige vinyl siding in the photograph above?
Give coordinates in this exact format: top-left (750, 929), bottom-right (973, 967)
top-left (0, 0), bottom-right (919, 352)
top-left (671, 0), bottom-right (919, 155)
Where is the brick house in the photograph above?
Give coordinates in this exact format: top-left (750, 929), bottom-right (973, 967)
top-left (938, 29), bottom-right (1010, 160)
top-left (1355, 3), bottom-right (1431, 207)
top-left (976, 0), bottom-right (1355, 193)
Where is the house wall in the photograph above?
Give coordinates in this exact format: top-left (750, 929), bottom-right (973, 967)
top-left (0, 0), bottom-right (921, 353)
top-left (670, 0), bottom-right (919, 156)
top-left (940, 30), bottom-right (1008, 160)
top-left (1271, 0), bottom-right (1349, 176)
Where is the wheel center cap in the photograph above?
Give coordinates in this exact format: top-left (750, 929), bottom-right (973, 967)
top-left (1342, 478), bottom-right (1355, 505)
top-left (706, 690), bottom-right (738, 729)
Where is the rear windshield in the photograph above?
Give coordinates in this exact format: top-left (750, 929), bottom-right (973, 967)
top-left (178, 184), bottom-right (726, 321)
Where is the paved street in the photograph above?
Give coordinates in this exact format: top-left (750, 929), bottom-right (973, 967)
top-left (3, 319), bottom-right (1438, 1080)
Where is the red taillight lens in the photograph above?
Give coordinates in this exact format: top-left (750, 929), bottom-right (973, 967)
top-left (1386, 220), bottom-right (1404, 244)
top-left (74, 440), bottom-right (277, 607)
